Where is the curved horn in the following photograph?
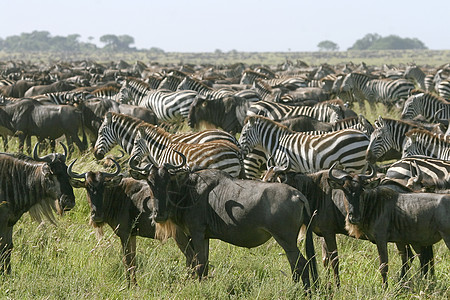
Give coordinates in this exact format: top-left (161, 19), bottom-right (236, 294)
top-left (359, 164), bottom-right (377, 181)
top-left (128, 153), bottom-right (152, 172)
top-left (164, 150), bottom-right (187, 170)
top-left (101, 158), bottom-right (121, 178)
top-left (67, 159), bottom-right (87, 179)
top-left (33, 142), bottom-right (44, 161)
top-left (328, 162), bottom-right (347, 184)
top-left (59, 142), bottom-right (68, 159)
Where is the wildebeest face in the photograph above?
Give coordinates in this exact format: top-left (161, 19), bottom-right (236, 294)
top-left (146, 166), bottom-right (171, 224)
top-left (328, 164), bottom-right (379, 225)
top-left (44, 160), bottom-right (76, 214)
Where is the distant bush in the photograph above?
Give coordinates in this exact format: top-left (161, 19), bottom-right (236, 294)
top-left (349, 33), bottom-right (427, 50)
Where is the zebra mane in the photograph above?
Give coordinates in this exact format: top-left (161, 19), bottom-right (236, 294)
top-left (92, 86), bottom-right (120, 95)
top-left (109, 111), bottom-right (143, 125)
top-left (138, 122), bottom-right (172, 141)
top-left (243, 70), bottom-right (269, 78)
top-left (413, 91), bottom-right (448, 103)
top-left (405, 128), bottom-right (450, 143)
top-left (254, 79), bottom-right (273, 91)
top-left (377, 117), bottom-right (424, 129)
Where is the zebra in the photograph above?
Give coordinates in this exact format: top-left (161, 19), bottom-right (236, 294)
top-left (117, 77), bottom-right (155, 105)
top-left (252, 79), bottom-right (282, 102)
top-left (404, 65), bottom-right (431, 91)
top-left (238, 115), bottom-right (370, 174)
top-left (32, 91), bottom-right (92, 105)
top-left (242, 114), bottom-right (373, 179)
top-left (138, 89), bottom-right (198, 123)
top-left (340, 72), bottom-right (415, 109)
top-left (118, 77), bottom-right (198, 122)
top-left (436, 79), bottom-right (450, 100)
top-left (158, 74), bottom-right (185, 92)
top-left (177, 76), bottom-right (234, 99)
top-left (246, 100), bottom-right (343, 123)
top-left (385, 156), bottom-right (450, 192)
top-left (240, 70), bottom-right (271, 85)
top-left (91, 86), bottom-right (121, 102)
top-left (403, 129), bottom-right (450, 159)
top-left (366, 116), bottom-right (428, 163)
top-left (144, 74), bottom-right (164, 89)
top-left (93, 112), bottom-right (240, 160)
top-left (401, 91), bottom-right (450, 121)
top-left (129, 122), bottom-right (243, 178)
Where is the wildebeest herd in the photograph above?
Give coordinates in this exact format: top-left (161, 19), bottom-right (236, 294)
top-left (1, 59), bottom-right (449, 292)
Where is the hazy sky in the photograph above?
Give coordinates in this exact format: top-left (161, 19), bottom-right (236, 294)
top-left (1, 0), bottom-right (448, 52)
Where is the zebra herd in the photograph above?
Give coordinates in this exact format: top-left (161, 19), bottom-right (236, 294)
top-left (1, 59), bottom-right (450, 289)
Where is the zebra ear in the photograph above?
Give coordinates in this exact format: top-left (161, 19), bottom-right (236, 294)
top-left (105, 112), bottom-right (113, 124)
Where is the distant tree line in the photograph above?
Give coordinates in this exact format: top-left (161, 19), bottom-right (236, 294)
top-left (0, 31), bottom-right (428, 53)
top-left (318, 33), bottom-right (427, 51)
top-left (0, 31), bottom-right (142, 52)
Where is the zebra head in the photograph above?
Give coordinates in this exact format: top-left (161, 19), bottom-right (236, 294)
top-left (238, 116), bottom-right (264, 156)
top-left (94, 112), bottom-right (116, 160)
top-left (366, 116), bottom-right (395, 164)
top-left (340, 73), bottom-right (355, 93)
top-left (129, 127), bottom-right (151, 167)
top-left (401, 93), bottom-right (426, 119)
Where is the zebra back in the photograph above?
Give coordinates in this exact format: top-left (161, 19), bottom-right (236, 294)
top-left (131, 123), bottom-right (243, 177)
top-left (403, 128), bottom-right (450, 159)
top-left (239, 115), bottom-right (369, 173)
top-left (401, 91), bottom-right (450, 121)
top-left (247, 100), bottom-right (343, 123)
top-left (385, 156), bottom-right (450, 191)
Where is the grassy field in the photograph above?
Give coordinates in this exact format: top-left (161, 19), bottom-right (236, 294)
top-left (0, 52), bottom-right (449, 298)
top-left (0, 106), bottom-right (449, 299)
top-left (1, 49), bottom-right (450, 66)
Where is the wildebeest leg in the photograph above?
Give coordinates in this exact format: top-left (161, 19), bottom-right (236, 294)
top-left (120, 235), bottom-right (137, 287)
top-left (17, 132), bottom-right (26, 153)
top-left (69, 133), bottom-right (87, 153)
top-left (395, 243), bottom-right (412, 281)
top-left (0, 219), bottom-right (13, 274)
top-left (191, 233), bottom-right (209, 279)
top-left (419, 245), bottom-right (434, 277)
top-left (272, 234), bottom-right (310, 291)
top-left (322, 234), bottom-right (340, 287)
top-left (173, 230), bottom-right (195, 269)
top-left (25, 135), bottom-right (32, 154)
top-left (376, 241), bottom-right (389, 287)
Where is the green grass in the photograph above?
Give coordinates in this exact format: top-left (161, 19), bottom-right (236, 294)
top-left (1, 53), bottom-right (449, 298)
top-left (1, 133), bottom-right (449, 299)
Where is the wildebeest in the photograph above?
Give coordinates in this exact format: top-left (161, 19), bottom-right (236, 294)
top-left (262, 162), bottom-right (428, 286)
top-left (187, 95), bottom-right (252, 134)
top-left (24, 80), bottom-right (76, 97)
top-left (0, 143), bottom-right (75, 274)
top-left (327, 163), bottom-right (450, 286)
top-left (67, 158), bottom-right (194, 286)
top-left (0, 99), bottom-right (86, 154)
top-left (129, 153), bottom-right (317, 291)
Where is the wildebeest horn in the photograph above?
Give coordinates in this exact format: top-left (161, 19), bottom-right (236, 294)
top-left (128, 153), bottom-right (153, 172)
top-left (328, 162), bottom-right (348, 184)
top-left (164, 150), bottom-right (187, 171)
top-left (60, 142), bottom-right (68, 159)
top-left (359, 164), bottom-right (377, 181)
top-left (101, 158), bottom-right (121, 178)
top-left (67, 159), bottom-right (87, 179)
